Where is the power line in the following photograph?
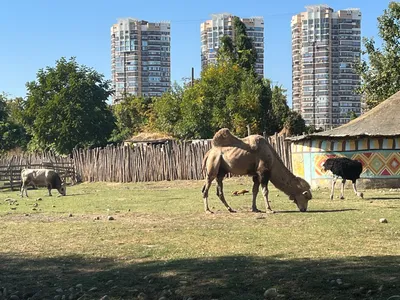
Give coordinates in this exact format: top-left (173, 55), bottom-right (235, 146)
top-left (168, 12), bottom-right (299, 25)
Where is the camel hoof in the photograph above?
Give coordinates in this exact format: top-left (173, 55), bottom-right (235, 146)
top-left (228, 208), bottom-right (237, 213)
top-left (358, 192), bottom-right (364, 199)
top-left (205, 210), bottom-right (214, 214)
top-left (340, 196), bottom-right (345, 200)
top-left (330, 195), bottom-right (333, 200)
top-left (252, 208), bottom-right (262, 213)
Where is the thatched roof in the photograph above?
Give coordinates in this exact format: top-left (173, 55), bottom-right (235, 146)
top-left (288, 90), bottom-right (400, 141)
top-left (125, 132), bottom-right (174, 144)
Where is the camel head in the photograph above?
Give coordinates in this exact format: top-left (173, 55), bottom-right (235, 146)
top-left (289, 177), bottom-right (312, 212)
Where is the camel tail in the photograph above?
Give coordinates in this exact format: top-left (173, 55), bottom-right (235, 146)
top-left (202, 150), bottom-right (211, 175)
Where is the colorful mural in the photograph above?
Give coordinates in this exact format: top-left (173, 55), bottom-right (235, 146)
top-left (313, 151), bottom-right (400, 178)
top-left (291, 137), bottom-right (400, 187)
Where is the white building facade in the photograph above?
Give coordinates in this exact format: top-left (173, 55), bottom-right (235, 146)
top-left (291, 5), bottom-right (362, 129)
top-left (201, 13), bottom-right (264, 77)
top-left (111, 18), bottom-right (171, 103)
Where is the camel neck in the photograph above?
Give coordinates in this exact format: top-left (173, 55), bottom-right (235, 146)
top-left (269, 156), bottom-right (298, 195)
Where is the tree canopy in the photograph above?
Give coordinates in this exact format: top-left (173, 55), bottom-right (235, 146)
top-left (110, 94), bottom-right (154, 143)
top-left (21, 57), bottom-right (115, 154)
top-left (217, 17), bottom-right (258, 72)
top-left (357, 2), bottom-right (400, 108)
top-left (152, 61), bottom-right (271, 139)
top-left (150, 17), bottom-right (304, 139)
top-left (0, 94), bottom-right (29, 152)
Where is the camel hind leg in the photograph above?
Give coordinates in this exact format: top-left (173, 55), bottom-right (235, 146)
top-left (251, 175), bottom-right (261, 212)
top-left (259, 171), bottom-right (273, 213)
top-left (202, 176), bottom-right (214, 213)
top-left (216, 176), bottom-right (236, 213)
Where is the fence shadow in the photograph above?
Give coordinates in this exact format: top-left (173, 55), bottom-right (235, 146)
top-left (1, 254), bottom-right (399, 300)
top-left (274, 208), bottom-right (358, 214)
top-left (368, 196), bottom-right (400, 200)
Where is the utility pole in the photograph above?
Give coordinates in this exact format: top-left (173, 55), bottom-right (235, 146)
top-left (313, 41), bottom-right (316, 128)
top-left (124, 51), bottom-right (127, 99)
top-left (191, 67), bottom-right (194, 87)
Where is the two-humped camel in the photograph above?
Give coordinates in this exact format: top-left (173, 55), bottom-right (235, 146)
top-left (202, 128), bottom-right (312, 213)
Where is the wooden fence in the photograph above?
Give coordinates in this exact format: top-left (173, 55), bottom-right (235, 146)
top-left (72, 133), bottom-right (291, 183)
top-left (0, 133), bottom-right (292, 187)
top-left (72, 140), bottom-right (212, 183)
top-left (0, 153), bottom-right (76, 191)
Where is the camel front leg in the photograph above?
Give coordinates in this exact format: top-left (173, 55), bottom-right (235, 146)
top-left (260, 183), bottom-right (273, 212)
top-left (202, 176), bottom-right (214, 213)
top-left (216, 177), bottom-right (236, 213)
top-left (330, 176), bottom-right (337, 200)
top-left (352, 180), bottom-right (364, 198)
top-left (340, 179), bottom-right (346, 199)
top-left (252, 175), bottom-right (261, 212)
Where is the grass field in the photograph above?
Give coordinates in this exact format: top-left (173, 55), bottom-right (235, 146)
top-left (0, 178), bottom-right (399, 300)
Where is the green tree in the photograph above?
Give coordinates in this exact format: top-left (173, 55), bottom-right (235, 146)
top-left (218, 35), bottom-right (237, 63)
top-left (269, 85), bottom-right (290, 133)
top-left (21, 57), bottom-right (115, 154)
top-left (152, 62), bottom-right (267, 139)
top-left (348, 110), bottom-right (358, 120)
top-left (258, 79), bottom-right (273, 135)
top-left (152, 83), bottom-right (184, 136)
top-left (0, 94), bottom-right (29, 152)
top-left (284, 111), bottom-right (306, 136)
top-left (357, 2), bottom-right (400, 108)
top-left (0, 122), bottom-right (29, 152)
top-left (0, 94), bottom-right (6, 122)
top-left (233, 17), bottom-right (257, 70)
top-left (216, 17), bottom-right (257, 72)
top-left (110, 94), bottom-right (153, 143)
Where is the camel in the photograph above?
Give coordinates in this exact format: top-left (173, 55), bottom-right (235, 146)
top-left (201, 128), bottom-right (312, 213)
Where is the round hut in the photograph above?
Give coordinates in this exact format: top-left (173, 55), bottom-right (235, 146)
top-left (287, 91), bottom-right (400, 189)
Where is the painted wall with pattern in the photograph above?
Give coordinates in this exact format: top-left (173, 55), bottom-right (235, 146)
top-left (291, 137), bottom-right (400, 188)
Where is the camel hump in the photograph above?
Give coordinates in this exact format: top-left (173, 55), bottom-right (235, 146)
top-left (212, 128), bottom-right (265, 151)
top-left (212, 128), bottom-right (242, 147)
top-left (242, 134), bottom-right (265, 151)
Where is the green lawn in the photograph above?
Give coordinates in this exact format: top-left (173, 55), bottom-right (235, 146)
top-left (0, 178), bottom-right (399, 300)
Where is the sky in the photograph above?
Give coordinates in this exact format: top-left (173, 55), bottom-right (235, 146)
top-left (0, 0), bottom-right (391, 105)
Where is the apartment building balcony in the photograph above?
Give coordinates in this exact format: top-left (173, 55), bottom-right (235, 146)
top-left (315, 68), bottom-right (330, 74)
top-left (293, 87), bottom-right (301, 93)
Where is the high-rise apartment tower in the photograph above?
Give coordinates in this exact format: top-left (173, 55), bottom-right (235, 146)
top-left (111, 18), bottom-right (171, 104)
top-left (291, 5), bottom-right (362, 129)
top-left (201, 13), bottom-right (264, 77)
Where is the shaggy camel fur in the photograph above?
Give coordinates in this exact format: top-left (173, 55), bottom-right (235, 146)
top-left (202, 128), bottom-right (312, 213)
